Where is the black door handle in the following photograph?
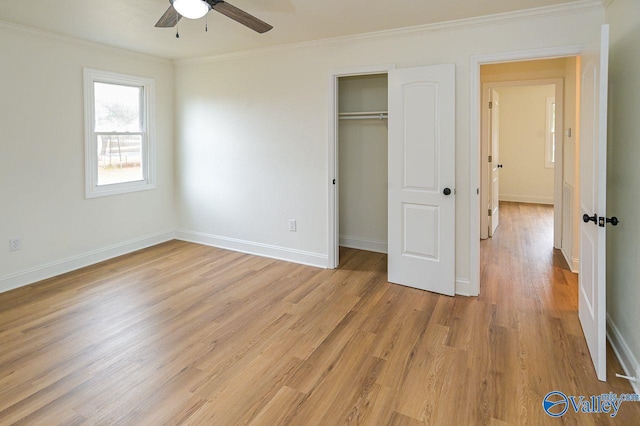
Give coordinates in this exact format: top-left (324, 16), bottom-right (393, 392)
top-left (443, 188), bottom-right (452, 196)
top-left (583, 213), bottom-right (597, 224)
top-left (599, 216), bottom-right (619, 227)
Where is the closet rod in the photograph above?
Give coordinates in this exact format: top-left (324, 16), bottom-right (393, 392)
top-left (338, 113), bottom-right (388, 121)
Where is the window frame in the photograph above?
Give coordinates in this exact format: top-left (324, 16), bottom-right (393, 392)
top-left (545, 96), bottom-right (556, 169)
top-left (83, 68), bottom-right (156, 198)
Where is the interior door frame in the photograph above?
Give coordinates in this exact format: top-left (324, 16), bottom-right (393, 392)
top-left (469, 45), bottom-right (583, 295)
top-left (327, 64), bottom-right (396, 269)
top-left (480, 78), bottom-right (565, 244)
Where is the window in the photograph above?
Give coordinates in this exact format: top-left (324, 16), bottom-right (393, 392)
top-left (84, 68), bottom-right (155, 198)
top-left (545, 96), bottom-right (556, 169)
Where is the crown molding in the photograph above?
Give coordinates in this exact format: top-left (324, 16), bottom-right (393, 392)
top-left (0, 19), bottom-right (171, 64)
top-left (175, 0), bottom-right (603, 66)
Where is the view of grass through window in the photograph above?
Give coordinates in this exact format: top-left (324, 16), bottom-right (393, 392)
top-left (94, 82), bottom-right (144, 186)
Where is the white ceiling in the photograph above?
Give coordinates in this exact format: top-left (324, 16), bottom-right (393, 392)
top-left (0, 0), bottom-right (583, 60)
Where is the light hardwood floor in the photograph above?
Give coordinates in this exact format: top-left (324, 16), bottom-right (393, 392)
top-left (0, 202), bottom-right (638, 425)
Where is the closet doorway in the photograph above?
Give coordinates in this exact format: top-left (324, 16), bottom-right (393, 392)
top-left (328, 63), bottom-right (456, 296)
top-left (334, 73), bottom-right (389, 266)
top-left (328, 65), bottom-right (394, 268)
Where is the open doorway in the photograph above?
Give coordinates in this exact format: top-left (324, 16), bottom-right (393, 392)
top-left (479, 58), bottom-right (580, 275)
top-left (336, 73), bottom-right (389, 261)
top-left (470, 27), bottom-right (612, 381)
top-left (327, 65), bottom-right (394, 269)
top-left (482, 81), bottom-right (560, 238)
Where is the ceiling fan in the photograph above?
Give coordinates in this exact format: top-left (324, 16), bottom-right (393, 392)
top-left (155, 0), bottom-right (273, 34)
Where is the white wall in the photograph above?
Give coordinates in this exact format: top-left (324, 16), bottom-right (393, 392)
top-left (338, 74), bottom-right (388, 253)
top-left (605, 0), bottom-right (640, 393)
top-left (0, 25), bottom-right (176, 291)
top-left (175, 5), bottom-right (604, 285)
top-left (495, 85), bottom-right (556, 204)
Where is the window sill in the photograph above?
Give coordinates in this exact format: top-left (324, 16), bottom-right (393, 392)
top-left (85, 181), bottom-right (156, 199)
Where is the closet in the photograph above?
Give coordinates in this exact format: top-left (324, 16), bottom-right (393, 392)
top-left (337, 74), bottom-right (389, 255)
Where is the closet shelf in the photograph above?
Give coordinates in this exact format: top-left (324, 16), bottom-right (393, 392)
top-left (338, 111), bottom-right (388, 120)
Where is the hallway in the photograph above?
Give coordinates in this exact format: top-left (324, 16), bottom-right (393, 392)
top-left (480, 201), bottom-right (637, 422)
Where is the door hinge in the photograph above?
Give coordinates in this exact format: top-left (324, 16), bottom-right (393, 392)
top-left (488, 155), bottom-right (492, 163)
top-left (489, 101), bottom-right (493, 109)
top-left (488, 209), bottom-right (492, 217)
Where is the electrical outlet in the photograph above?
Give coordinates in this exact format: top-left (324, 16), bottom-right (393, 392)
top-left (9, 238), bottom-right (21, 252)
top-left (288, 219), bottom-right (297, 232)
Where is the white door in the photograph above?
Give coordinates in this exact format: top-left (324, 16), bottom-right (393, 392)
top-left (579, 24), bottom-right (609, 382)
top-left (388, 64), bottom-right (456, 295)
top-left (489, 89), bottom-right (500, 236)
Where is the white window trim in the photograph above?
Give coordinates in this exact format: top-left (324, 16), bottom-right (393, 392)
top-left (83, 68), bottom-right (156, 198)
top-left (545, 96), bottom-right (555, 169)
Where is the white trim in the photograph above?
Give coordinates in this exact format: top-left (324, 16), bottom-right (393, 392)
top-left (175, 1), bottom-right (602, 65)
top-left (0, 231), bottom-right (175, 294)
top-left (561, 248), bottom-right (580, 273)
top-left (83, 68), bottom-right (157, 198)
top-left (607, 314), bottom-right (640, 394)
top-left (0, 20), bottom-right (170, 64)
top-left (176, 230), bottom-right (328, 269)
top-left (572, 256), bottom-right (580, 272)
top-left (499, 195), bottom-right (555, 205)
top-left (455, 278), bottom-right (476, 297)
top-left (328, 64), bottom-right (396, 269)
top-left (339, 236), bottom-right (387, 254)
top-left (0, 230), bottom-right (327, 295)
top-left (469, 45), bottom-right (584, 296)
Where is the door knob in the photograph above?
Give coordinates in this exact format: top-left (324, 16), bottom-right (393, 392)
top-left (443, 188), bottom-right (452, 196)
top-left (599, 216), bottom-right (619, 227)
top-left (583, 213), bottom-right (597, 224)
top-left (497, 164), bottom-right (503, 168)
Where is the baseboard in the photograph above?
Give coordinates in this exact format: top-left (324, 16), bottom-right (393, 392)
top-left (339, 235), bottom-right (387, 254)
top-left (176, 230), bottom-right (329, 269)
top-left (560, 248), bottom-right (579, 273)
top-left (607, 314), bottom-right (640, 394)
top-left (455, 278), bottom-right (477, 296)
top-left (0, 231), bottom-right (176, 294)
top-left (499, 194), bottom-right (554, 205)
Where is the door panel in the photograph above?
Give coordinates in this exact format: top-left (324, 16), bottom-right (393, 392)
top-left (403, 204), bottom-right (439, 259)
top-left (388, 64), bottom-right (455, 295)
top-left (403, 83), bottom-right (438, 190)
top-left (579, 24), bottom-right (609, 382)
top-left (490, 89), bottom-right (500, 236)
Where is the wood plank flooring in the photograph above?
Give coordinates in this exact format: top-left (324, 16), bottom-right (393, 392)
top-left (0, 202), bottom-right (638, 425)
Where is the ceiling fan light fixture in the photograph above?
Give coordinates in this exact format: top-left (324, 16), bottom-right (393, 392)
top-left (172, 0), bottom-right (211, 20)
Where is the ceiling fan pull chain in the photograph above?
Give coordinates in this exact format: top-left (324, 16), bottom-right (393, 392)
top-left (205, 14), bottom-right (208, 32)
top-left (176, 9), bottom-right (180, 38)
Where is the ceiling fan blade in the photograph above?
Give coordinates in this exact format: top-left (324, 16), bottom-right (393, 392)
top-left (212, 1), bottom-right (273, 34)
top-left (155, 5), bottom-right (182, 28)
